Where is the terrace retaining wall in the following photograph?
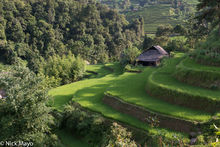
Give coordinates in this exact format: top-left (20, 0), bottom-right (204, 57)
top-left (103, 94), bottom-right (199, 134)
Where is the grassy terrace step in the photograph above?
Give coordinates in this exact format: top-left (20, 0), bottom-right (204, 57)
top-left (49, 63), bottom-right (187, 138)
top-left (174, 57), bottom-right (220, 89)
top-left (146, 54), bottom-right (220, 113)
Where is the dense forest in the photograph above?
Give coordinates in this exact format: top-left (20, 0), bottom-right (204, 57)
top-left (0, 0), bottom-right (144, 80)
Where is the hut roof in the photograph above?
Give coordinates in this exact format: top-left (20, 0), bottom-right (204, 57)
top-left (136, 45), bottom-right (168, 62)
top-left (153, 45), bottom-right (168, 55)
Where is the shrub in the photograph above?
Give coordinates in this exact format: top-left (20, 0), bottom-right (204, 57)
top-left (102, 122), bottom-right (137, 147)
top-left (165, 38), bottom-right (189, 52)
top-left (191, 28), bottom-right (220, 66)
top-left (62, 102), bottom-right (107, 146)
top-left (39, 51), bottom-right (86, 85)
top-left (120, 46), bottom-right (141, 65)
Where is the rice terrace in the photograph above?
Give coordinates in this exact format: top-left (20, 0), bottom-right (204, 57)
top-left (0, 0), bottom-right (220, 146)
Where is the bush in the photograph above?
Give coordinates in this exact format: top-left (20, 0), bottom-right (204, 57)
top-left (62, 102), bottom-right (107, 146)
top-left (191, 28), bottom-right (220, 66)
top-left (120, 46), bottom-right (141, 65)
top-left (39, 51), bottom-right (86, 85)
top-left (102, 122), bottom-right (137, 147)
top-left (165, 38), bottom-right (189, 52)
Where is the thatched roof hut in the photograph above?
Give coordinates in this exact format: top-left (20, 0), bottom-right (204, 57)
top-left (136, 45), bottom-right (168, 66)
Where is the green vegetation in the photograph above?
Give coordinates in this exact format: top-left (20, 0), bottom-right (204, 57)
top-left (0, 66), bottom-right (58, 146)
top-left (1, 0), bottom-right (220, 146)
top-left (49, 63), bottom-right (187, 138)
top-left (107, 55), bottom-right (212, 121)
top-left (57, 130), bottom-right (89, 147)
top-left (98, 0), bottom-right (198, 33)
top-left (0, 0), bottom-right (143, 75)
top-left (126, 4), bottom-right (180, 33)
top-left (146, 54), bottom-right (220, 113)
top-left (174, 57), bottom-right (220, 89)
top-left (39, 52), bottom-right (86, 86)
top-left (192, 29), bottom-right (220, 66)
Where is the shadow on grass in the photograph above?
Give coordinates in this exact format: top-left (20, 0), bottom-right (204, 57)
top-left (49, 94), bottom-right (74, 110)
top-left (73, 83), bottom-right (111, 103)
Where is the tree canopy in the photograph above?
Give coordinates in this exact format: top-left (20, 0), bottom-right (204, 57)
top-left (0, 66), bottom-right (58, 146)
top-left (0, 0), bottom-right (144, 73)
top-left (196, 0), bottom-right (220, 36)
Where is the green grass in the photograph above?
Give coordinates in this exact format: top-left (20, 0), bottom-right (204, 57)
top-left (49, 63), bottom-right (187, 138)
top-left (173, 57), bottom-right (220, 89)
top-left (56, 130), bottom-right (89, 147)
top-left (106, 57), bottom-right (212, 122)
top-left (153, 57), bottom-right (220, 101)
top-left (146, 53), bottom-right (220, 113)
top-left (180, 57), bottom-right (220, 73)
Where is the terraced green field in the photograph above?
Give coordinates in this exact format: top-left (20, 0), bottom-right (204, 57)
top-left (50, 52), bottom-right (219, 140)
top-left (173, 57), bottom-right (220, 89)
top-left (106, 54), bottom-right (212, 121)
top-left (147, 55), bottom-right (220, 113)
top-left (179, 57), bottom-right (220, 73)
top-left (126, 4), bottom-right (179, 33)
top-left (50, 62), bottom-right (187, 138)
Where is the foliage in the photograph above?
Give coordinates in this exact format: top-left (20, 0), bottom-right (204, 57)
top-left (173, 24), bottom-right (187, 35)
top-left (120, 46), bottom-right (141, 65)
top-left (154, 36), bottom-right (170, 47)
top-left (196, 0), bottom-right (220, 36)
top-left (124, 1), bottom-right (197, 33)
top-left (156, 24), bottom-right (173, 37)
top-left (62, 102), bottom-right (107, 146)
top-left (56, 130), bottom-right (89, 147)
top-left (0, 0), bottom-right (143, 73)
top-left (0, 66), bottom-right (58, 146)
top-left (191, 29), bottom-right (220, 66)
top-left (142, 35), bottom-right (154, 50)
top-left (165, 37), bottom-right (188, 52)
top-left (40, 51), bottom-right (86, 85)
top-left (103, 122), bottom-right (137, 147)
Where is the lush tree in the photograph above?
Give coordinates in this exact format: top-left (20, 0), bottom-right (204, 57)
top-left (0, 0), bottom-right (143, 72)
top-left (0, 66), bottom-right (58, 146)
top-left (121, 46), bottom-right (140, 64)
top-left (156, 24), bottom-right (173, 37)
top-left (143, 35), bottom-right (154, 50)
top-left (39, 52), bottom-right (86, 85)
top-left (196, 0), bottom-right (220, 36)
top-left (173, 24), bottom-right (187, 35)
